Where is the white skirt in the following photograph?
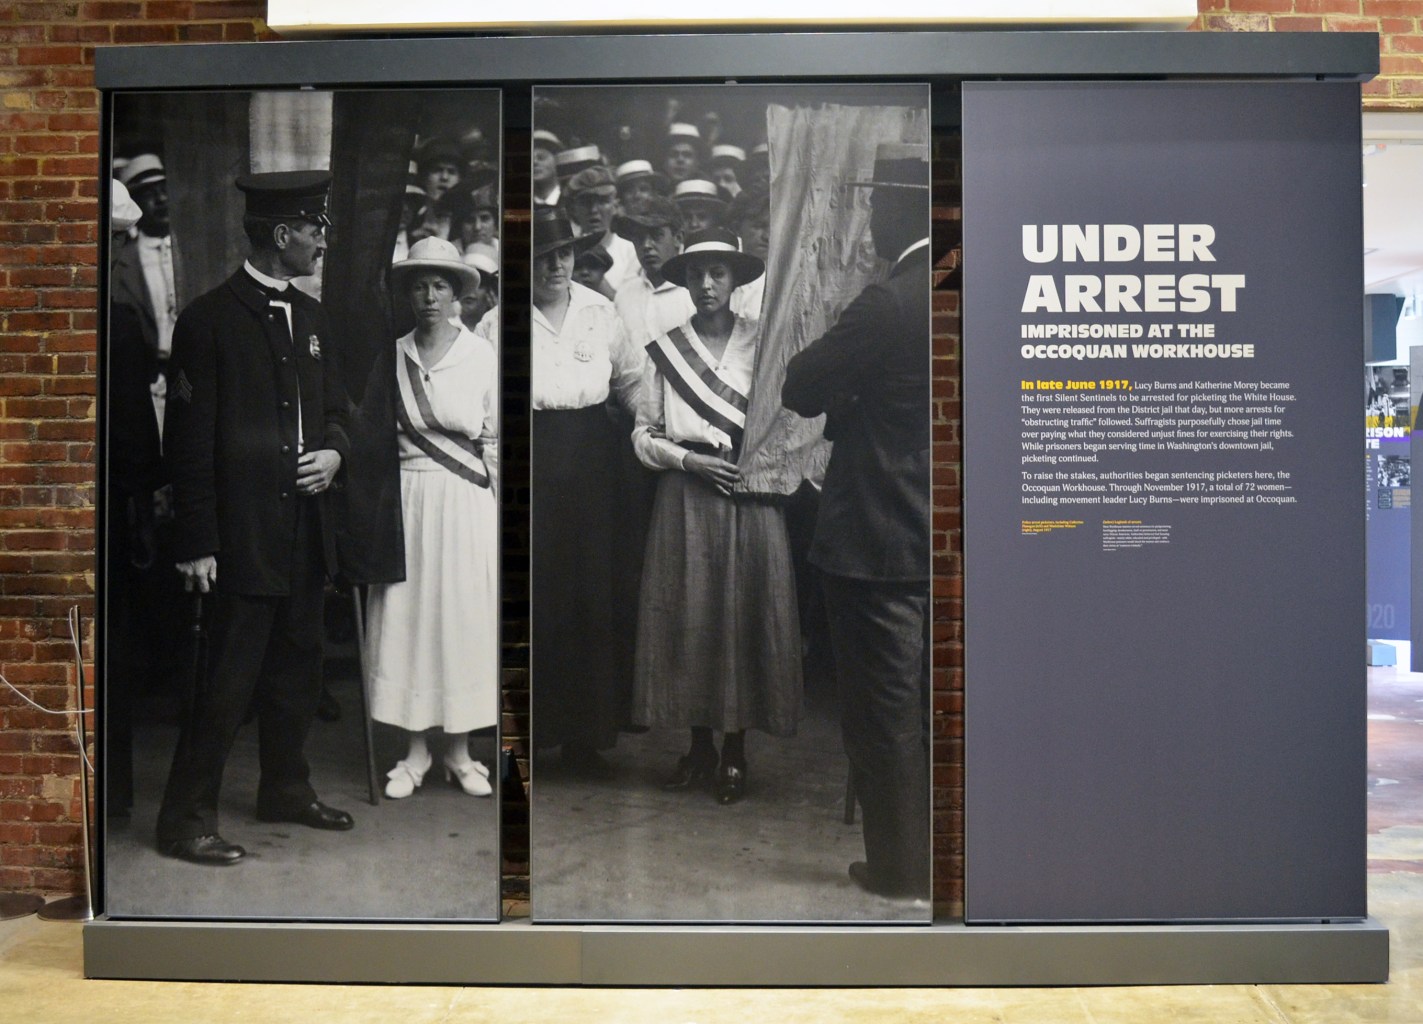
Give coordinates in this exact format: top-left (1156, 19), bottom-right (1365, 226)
top-left (365, 458), bottom-right (498, 733)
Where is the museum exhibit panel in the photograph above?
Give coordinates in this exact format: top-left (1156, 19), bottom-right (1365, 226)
top-left (84, 30), bottom-right (1387, 985)
top-left (102, 87), bottom-right (504, 922)
top-left (963, 80), bottom-right (1365, 923)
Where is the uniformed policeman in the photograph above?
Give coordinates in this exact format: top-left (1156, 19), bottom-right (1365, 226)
top-left (155, 171), bottom-right (354, 865)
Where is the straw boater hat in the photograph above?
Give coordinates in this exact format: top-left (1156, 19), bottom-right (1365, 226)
top-left (659, 226), bottom-right (764, 288)
top-left (117, 153), bottom-right (165, 193)
top-left (532, 129), bottom-right (563, 154)
top-left (391, 236), bottom-right (479, 296)
top-left (614, 159), bottom-right (669, 195)
top-left (665, 122), bottom-right (703, 149)
top-left (709, 144), bottom-right (746, 168)
top-left (532, 207), bottom-right (602, 259)
top-left (847, 142), bottom-right (931, 191)
top-left (110, 179), bottom-right (142, 233)
top-left (554, 145), bottom-right (601, 180)
top-left (672, 178), bottom-right (726, 210)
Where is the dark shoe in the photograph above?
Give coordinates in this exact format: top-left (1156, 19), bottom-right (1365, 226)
top-left (714, 761), bottom-right (746, 804)
top-left (256, 800), bottom-right (354, 831)
top-left (563, 744), bottom-right (616, 780)
top-left (662, 753), bottom-right (717, 792)
top-left (316, 686), bottom-right (341, 722)
top-left (848, 861), bottom-right (928, 900)
top-left (161, 834), bottom-right (246, 866)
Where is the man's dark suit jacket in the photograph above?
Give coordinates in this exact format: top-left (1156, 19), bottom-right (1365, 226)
top-left (110, 236), bottom-right (160, 356)
top-left (782, 243), bottom-right (931, 583)
top-left (163, 268), bottom-right (350, 596)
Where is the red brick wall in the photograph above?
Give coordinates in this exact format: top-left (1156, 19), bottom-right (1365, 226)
top-left (1195, 0), bottom-right (1419, 107)
top-left (0, 2), bottom-right (1395, 916)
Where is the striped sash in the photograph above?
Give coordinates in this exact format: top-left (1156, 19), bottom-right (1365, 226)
top-left (395, 353), bottom-right (490, 489)
top-left (646, 325), bottom-right (749, 451)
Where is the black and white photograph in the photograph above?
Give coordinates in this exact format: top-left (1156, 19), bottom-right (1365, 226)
top-left (102, 88), bottom-right (503, 921)
top-left (528, 83), bottom-right (933, 923)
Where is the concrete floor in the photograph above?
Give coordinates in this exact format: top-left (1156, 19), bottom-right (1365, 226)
top-left (531, 708), bottom-right (926, 923)
top-left (0, 658), bottom-right (1418, 1018)
top-left (104, 669), bottom-right (501, 922)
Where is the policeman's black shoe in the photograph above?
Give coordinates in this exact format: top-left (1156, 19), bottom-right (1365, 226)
top-left (161, 834), bottom-right (246, 866)
top-left (714, 760), bottom-right (746, 804)
top-left (662, 752), bottom-right (717, 792)
top-left (256, 800), bottom-right (354, 831)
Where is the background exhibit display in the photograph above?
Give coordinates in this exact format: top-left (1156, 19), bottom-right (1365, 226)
top-left (102, 88), bottom-right (504, 922)
top-left (962, 81), bottom-right (1365, 924)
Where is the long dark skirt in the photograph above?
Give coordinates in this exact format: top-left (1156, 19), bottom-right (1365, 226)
top-left (632, 470), bottom-right (802, 737)
top-left (532, 405), bottom-right (626, 752)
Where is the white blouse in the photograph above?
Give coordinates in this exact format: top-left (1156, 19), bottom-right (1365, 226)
top-left (396, 325), bottom-right (499, 491)
top-left (531, 281), bottom-right (643, 413)
top-left (632, 314), bottom-right (759, 472)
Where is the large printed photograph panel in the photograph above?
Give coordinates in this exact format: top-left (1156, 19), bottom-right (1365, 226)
top-left (103, 88), bottom-right (503, 921)
top-left (529, 83), bottom-right (933, 923)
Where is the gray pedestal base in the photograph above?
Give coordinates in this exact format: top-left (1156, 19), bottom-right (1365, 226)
top-left (84, 917), bottom-right (1388, 986)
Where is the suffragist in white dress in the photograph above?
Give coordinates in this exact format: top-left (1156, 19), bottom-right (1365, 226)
top-left (364, 236), bottom-right (498, 799)
top-left (632, 228), bottom-right (802, 806)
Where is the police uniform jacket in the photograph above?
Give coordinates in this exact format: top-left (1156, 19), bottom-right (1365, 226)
top-left (163, 268), bottom-right (351, 595)
top-left (782, 243), bottom-right (931, 583)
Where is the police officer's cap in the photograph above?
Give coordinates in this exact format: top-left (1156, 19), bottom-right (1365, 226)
top-left (235, 171), bottom-right (333, 226)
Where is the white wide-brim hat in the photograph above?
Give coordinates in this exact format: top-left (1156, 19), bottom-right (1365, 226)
top-left (391, 236), bottom-right (479, 296)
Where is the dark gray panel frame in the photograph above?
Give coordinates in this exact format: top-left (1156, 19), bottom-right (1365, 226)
top-left (89, 28), bottom-right (1385, 985)
top-left (94, 30), bottom-right (1378, 92)
top-left (85, 917), bottom-right (1388, 985)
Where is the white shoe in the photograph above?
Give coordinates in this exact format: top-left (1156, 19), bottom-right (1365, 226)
top-left (443, 756), bottom-right (492, 797)
top-left (384, 749), bottom-right (433, 799)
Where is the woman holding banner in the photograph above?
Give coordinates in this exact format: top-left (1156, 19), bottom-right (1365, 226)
top-left (631, 227), bottom-right (802, 806)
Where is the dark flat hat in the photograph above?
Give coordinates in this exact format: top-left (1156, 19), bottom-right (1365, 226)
top-left (847, 142), bottom-right (930, 191)
top-left (574, 244), bottom-right (614, 273)
top-left (613, 195), bottom-right (683, 240)
top-left (415, 136), bottom-right (464, 171)
top-left (532, 207), bottom-right (602, 259)
top-left (659, 226), bottom-right (764, 288)
top-left (235, 170), bottom-right (332, 225)
top-left (726, 182), bottom-right (769, 227)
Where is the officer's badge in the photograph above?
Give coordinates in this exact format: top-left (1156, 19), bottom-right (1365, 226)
top-left (308, 334), bottom-right (321, 360)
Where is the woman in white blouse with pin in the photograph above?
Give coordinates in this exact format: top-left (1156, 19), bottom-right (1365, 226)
top-left (631, 227), bottom-right (801, 805)
top-left (530, 208), bottom-right (644, 778)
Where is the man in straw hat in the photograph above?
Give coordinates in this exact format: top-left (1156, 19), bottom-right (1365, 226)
top-left (113, 153), bottom-right (178, 413)
top-left (155, 170), bottom-right (355, 865)
top-left (783, 142), bottom-right (933, 900)
top-left (663, 122), bottom-right (705, 184)
top-left (532, 129), bottom-right (563, 208)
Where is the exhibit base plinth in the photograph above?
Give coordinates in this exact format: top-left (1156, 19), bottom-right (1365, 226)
top-left (84, 917), bottom-right (1389, 986)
